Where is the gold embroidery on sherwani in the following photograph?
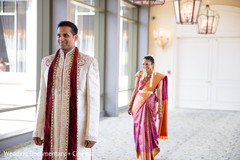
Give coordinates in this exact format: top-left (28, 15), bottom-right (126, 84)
top-left (64, 51), bottom-right (75, 160)
top-left (50, 51), bottom-right (75, 160)
top-left (51, 53), bottom-right (60, 160)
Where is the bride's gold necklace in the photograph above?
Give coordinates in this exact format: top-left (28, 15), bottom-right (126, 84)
top-left (145, 72), bottom-right (152, 79)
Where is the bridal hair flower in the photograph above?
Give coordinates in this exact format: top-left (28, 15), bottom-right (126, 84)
top-left (149, 67), bottom-right (156, 88)
top-left (140, 69), bottom-right (148, 81)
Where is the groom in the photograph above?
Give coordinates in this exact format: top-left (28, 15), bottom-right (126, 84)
top-left (33, 21), bottom-right (100, 160)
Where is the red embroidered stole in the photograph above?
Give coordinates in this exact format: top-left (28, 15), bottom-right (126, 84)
top-left (43, 47), bottom-right (78, 160)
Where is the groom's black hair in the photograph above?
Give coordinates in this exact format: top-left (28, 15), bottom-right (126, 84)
top-left (57, 21), bottom-right (78, 36)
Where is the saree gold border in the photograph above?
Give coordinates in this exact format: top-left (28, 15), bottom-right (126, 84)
top-left (138, 90), bottom-right (154, 94)
top-left (153, 147), bottom-right (160, 157)
top-left (158, 99), bottom-right (168, 140)
top-left (136, 147), bottom-right (160, 160)
top-left (159, 136), bottom-right (168, 139)
top-left (64, 52), bottom-right (75, 160)
top-left (51, 54), bottom-right (60, 160)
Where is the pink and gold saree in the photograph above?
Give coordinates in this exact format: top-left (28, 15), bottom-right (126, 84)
top-left (132, 71), bottom-right (168, 160)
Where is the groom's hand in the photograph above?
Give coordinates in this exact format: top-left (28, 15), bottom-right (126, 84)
top-left (33, 137), bottom-right (43, 146)
top-left (84, 140), bottom-right (96, 148)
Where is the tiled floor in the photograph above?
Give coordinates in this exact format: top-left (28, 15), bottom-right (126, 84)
top-left (0, 108), bottom-right (240, 160)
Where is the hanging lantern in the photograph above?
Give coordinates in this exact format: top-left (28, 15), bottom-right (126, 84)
top-left (173, 0), bottom-right (202, 24)
top-left (129, 0), bottom-right (165, 6)
top-left (197, 5), bottom-right (219, 34)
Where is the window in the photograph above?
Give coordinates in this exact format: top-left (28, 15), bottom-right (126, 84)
top-left (118, 1), bottom-right (138, 107)
top-left (0, 0), bottom-right (37, 140)
top-left (71, 0), bottom-right (105, 113)
top-left (0, 0), bottom-right (32, 72)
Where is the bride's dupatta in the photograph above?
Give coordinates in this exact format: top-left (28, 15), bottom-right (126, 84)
top-left (157, 76), bottom-right (168, 139)
top-left (132, 71), bottom-right (168, 160)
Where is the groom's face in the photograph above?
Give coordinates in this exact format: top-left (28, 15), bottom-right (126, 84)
top-left (57, 26), bottom-right (78, 53)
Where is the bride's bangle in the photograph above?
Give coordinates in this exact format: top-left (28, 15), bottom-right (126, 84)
top-left (129, 101), bottom-right (133, 107)
top-left (158, 104), bottom-right (162, 112)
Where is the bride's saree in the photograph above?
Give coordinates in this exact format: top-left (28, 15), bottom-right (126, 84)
top-left (132, 71), bottom-right (168, 160)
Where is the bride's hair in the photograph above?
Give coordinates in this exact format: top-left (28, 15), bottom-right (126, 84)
top-left (143, 56), bottom-right (154, 64)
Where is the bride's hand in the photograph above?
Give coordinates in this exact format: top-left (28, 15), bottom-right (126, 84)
top-left (157, 111), bottom-right (162, 119)
top-left (128, 107), bottom-right (132, 115)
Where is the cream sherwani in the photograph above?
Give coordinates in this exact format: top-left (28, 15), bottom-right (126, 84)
top-left (33, 47), bottom-right (100, 160)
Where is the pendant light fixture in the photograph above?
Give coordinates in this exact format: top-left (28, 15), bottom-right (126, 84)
top-left (197, 4), bottom-right (219, 34)
top-left (129, 0), bottom-right (165, 6)
top-left (173, 0), bottom-right (202, 24)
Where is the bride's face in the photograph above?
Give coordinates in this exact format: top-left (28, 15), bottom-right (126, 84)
top-left (142, 59), bottom-right (153, 73)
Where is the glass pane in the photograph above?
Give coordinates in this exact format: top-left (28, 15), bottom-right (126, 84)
top-left (0, 1), bottom-right (28, 72)
top-left (77, 5), bottom-right (92, 12)
top-left (3, 1), bottom-right (14, 13)
top-left (74, 5), bottom-right (95, 57)
top-left (119, 90), bottom-right (133, 107)
top-left (73, 0), bottom-right (105, 9)
top-left (78, 0), bottom-right (95, 6)
top-left (179, 0), bottom-right (193, 23)
top-left (120, 6), bottom-right (129, 17)
top-left (193, 1), bottom-right (201, 23)
top-left (118, 1), bottom-right (138, 107)
top-left (16, 1), bottom-right (27, 72)
top-left (71, 0), bottom-right (105, 113)
top-left (174, 1), bottom-right (180, 23)
top-left (0, 15), bottom-right (14, 72)
top-left (120, 2), bottom-right (138, 21)
top-left (118, 18), bottom-right (137, 107)
top-left (0, 0), bottom-right (37, 141)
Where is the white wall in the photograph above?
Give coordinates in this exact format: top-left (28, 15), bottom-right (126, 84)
top-left (149, 2), bottom-right (176, 108)
top-left (149, 2), bottom-right (240, 109)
